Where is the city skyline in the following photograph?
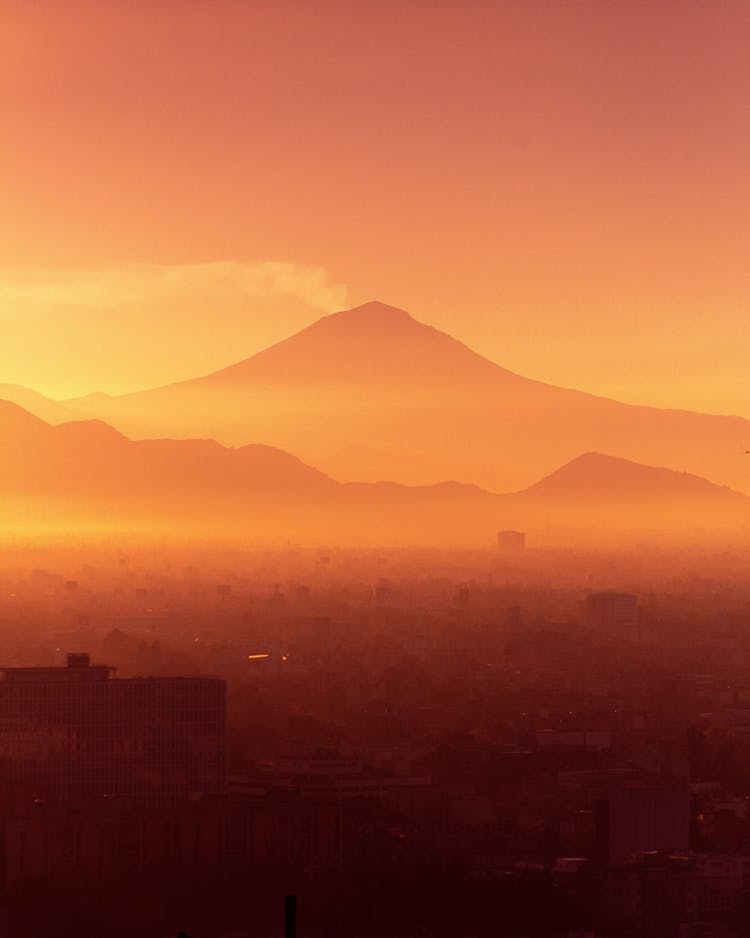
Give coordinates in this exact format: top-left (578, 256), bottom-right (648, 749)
top-left (3, 4), bottom-right (750, 937)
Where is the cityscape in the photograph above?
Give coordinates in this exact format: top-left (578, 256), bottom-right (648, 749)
top-left (0, 542), bottom-right (748, 936)
top-left (2, 1), bottom-right (749, 936)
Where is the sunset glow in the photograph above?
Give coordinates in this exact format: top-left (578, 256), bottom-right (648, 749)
top-left (3, 1), bottom-right (750, 413)
top-left (4, 5), bottom-right (750, 937)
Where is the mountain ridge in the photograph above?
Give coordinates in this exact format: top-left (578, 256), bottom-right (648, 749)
top-left (1, 400), bottom-right (748, 542)
top-left (54, 301), bottom-right (750, 495)
top-left (0, 386), bottom-right (74, 425)
top-left (520, 451), bottom-right (747, 502)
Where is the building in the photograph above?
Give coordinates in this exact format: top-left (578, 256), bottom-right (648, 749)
top-left (497, 530), bottom-right (526, 555)
top-left (0, 653), bottom-right (226, 806)
top-left (597, 784), bottom-right (691, 860)
top-left (585, 590), bottom-right (638, 628)
top-left (0, 792), bottom-right (343, 889)
top-left (536, 728), bottom-right (612, 751)
top-left (600, 852), bottom-right (742, 935)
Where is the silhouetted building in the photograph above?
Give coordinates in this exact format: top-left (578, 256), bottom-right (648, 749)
top-left (585, 590), bottom-right (638, 628)
top-left (597, 784), bottom-right (691, 860)
top-left (0, 653), bottom-right (225, 806)
top-left (497, 530), bottom-right (526, 555)
top-left (537, 728), bottom-right (612, 751)
top-left (0, 793), bottom-right (342, 889)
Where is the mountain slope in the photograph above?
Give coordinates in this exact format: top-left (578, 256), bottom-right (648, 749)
top-left (495, 451), bottom-right (750, 536)
top-left (521, 452), bottom-right (748, 502)
top-left (0, 384), bottom-right (74, 424)
top-left (1, 401), bottom-right (748, 542)
top-left (0, 400), bottom-right (336, 530)
top-left (60, 302), bottom-right (750, 496)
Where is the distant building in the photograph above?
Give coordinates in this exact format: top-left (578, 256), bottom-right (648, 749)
top-left (497, 530), bottom-right (526, 555)
top-left (0, 653), bottom-right (225, 806)
top-left (586, 590), bottom-right (638, 628)
top-left (599, 851), bottom-right (741, 935)
top-left (373, 582), bottom-right (392, 603)
top-left (536, 728), bottom-right (612, 751)
top-left (597, 784), bottom-right (691, 860)
top-left (506, 605), bottom-right (522, 627)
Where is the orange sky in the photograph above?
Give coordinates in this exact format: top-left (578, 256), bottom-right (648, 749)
top-left (1, 0), bottom-right (749, 412)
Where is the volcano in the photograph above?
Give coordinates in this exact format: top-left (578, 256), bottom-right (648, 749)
top-left (63, 301), bottom-right (750, 495)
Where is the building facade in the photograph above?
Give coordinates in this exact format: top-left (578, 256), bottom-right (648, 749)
top-left (0, 654), bottom-right (226, 806)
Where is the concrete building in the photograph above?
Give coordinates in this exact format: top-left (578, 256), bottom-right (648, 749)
top-left (536, 728), bottom-right (612, 751)
top-left (585, 590), bottom-right (638, 628)
top-left (0, 793), bottom-right (342, 889)
top-left (598, 784), bottom-right (691, 860)
top-left (0, 653), bottom-right (225, 806)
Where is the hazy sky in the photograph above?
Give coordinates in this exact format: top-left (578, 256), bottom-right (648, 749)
top-left (2, 0), bottom-right (749, 411)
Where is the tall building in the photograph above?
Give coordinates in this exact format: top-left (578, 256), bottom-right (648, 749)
top-left (0, 654), bottom-right (226, 806)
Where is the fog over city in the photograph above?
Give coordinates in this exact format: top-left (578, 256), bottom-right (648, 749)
top-left (4, 1), bottom-right (750, 935)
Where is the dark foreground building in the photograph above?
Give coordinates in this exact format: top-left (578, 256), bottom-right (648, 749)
top-left (0, 792), bottom-right (343, 890)
top-left (0, 654), bottom-right (226, 805)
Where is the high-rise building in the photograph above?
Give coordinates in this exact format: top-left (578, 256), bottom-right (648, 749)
top-left (0, 654), bottom-right (226, 806)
